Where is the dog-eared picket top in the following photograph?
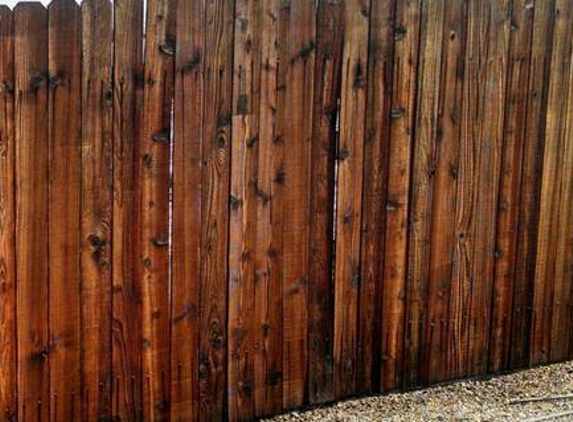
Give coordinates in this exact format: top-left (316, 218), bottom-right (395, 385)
top-left (0, 0), bottom-right (572, 420)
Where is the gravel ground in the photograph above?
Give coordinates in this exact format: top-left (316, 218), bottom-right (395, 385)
top-left (266, 361), bottom-right (573, 421)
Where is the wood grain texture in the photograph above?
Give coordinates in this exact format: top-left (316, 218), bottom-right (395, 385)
top-left (48, 1), bottom-right (81, 420)
top-left (532, 0), bottom-right (573, 366)
top-left (333, 0), bottom-right (371, 398)
top-left (0, 6), bottom-right (16, 421)
top-left (81, 0), bottom-right (113, 419)
top-left (14, 4), bottom-right (49, 420)
top-left (429, 0), bottom-right (466, 384)
top-left (112, 0), bottom-right (144, 420)
top-left (140, 0), bottom-right (174, 418)
top-left (510, 0), bottom-right (554, 370)
top-left (199, 0), bottom-right (233, 419)
top-left (381, 0), bottom-right (421, 392)
top-left (170, 0), bottom-right (202, 420)
top-left (489, 0), bottom-right (534, 374)
top-left (282, 0), bottom-right (316, 408)
top-left (404, 0), bottom-right (444, 388)
top-left (308, 0), bottom-right (344, 403)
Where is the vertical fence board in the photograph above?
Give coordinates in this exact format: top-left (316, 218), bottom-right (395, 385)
top-left (532, 0), bottom-right (573, 366)
top-left (510, 0), bottom-right (554, 370)
top-left (308, 0), bottom-right (343, 403)
top-left (14, 4), bottom-right (49, 420)
top-left (112, 0), bottom-right (144, 420)
top-left (489, 0), bottom-right (534, 373)
top-left (48, 1), bottom-right (81, 420)
top-left (430, 0), bottom-right (466, 383)
top-left (199, 0), bottom-right (233, 419)
top-left (170, 0), bottom-right (202, 420)
top-left (0, 6), bottom-right (16, 421)
top-left (381, 0), bottom-right (421, 392)
top-left (282, 0), bottom-right (315, 408)
top-left (357, 0), bottom-right (394, 395)
top-left (404, 0), bottom-right (444, 388)
top-left (140, 0), bottom-right (175, 418)
top-left (81, 0), bottom-right (113, 419)
top-left (333, 0), bottom-right (371, 398)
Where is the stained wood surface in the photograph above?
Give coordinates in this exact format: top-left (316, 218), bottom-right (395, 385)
top-left (1, 0), bottom-right (573, 419)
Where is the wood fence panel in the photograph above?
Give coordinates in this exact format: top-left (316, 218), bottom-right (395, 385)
top-left (430, 0), bottom-right (466, 384)
top-left (510, 0), bottom-right (555, 370)
top-left (170, 0), bottom-right (202, 420)
top-left (47, 1), bottom-right (81, 420)
top-left (333, 0), bottom-right (371, 399)
top-left (489, 0), bottom-right (534, 373)
top-left (404, 0), bottom-right (444, 388)
top-left (199, 0), bottom-right (233, 419)
top-left (381, 0), bottom-right (421, 392)
top-left (308, 0), bottom-right (343, 403)
top-left (80, 0), bottom-right (113, 419)
top-left (112, 0), bottom-right (144, 420)
top-left (14, 4), bottom-right (49, 420)
top-left (0, 6), bottom-right (16, 421)
top-left (140, 0), bottom-right (174, 418)
top-left (532, 0), bottom-right (573, 366)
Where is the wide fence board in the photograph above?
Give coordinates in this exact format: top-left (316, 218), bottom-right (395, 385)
top-left (1, 0), bottom-right (573, 420)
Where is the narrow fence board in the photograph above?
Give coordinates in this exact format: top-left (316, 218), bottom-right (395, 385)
top-left (282, 0), bottom-right (316, 409)
top-left (489, 0), bottom-right (534, 373)
top-left (254, 0), bottom-right (282, 416)
top-left (404, 0), bottom-right (445, 388)
top-left (170, 0), bottom-right (202, 420)
top-left (112, 0), bottom-right (144, 420)
top-left (140, 0), bottom-right (175, 418)
top-left (228, 0), bottom-right (261, 419)
top-left (333, 0), bottom-right (371, 398)
top-left (532, 0), bottom-right (573, 366)
top-left (510, 0), bottom-right (554, 370)
top-left (429, 0), bottom-right (466, 384)
top-left (381, 0), bottom-right (422, 392)
top-left (308, 0), bottom-right (343, 403)
top-left (199, 0), bottom-right (233, 419)
top-left (48, 0), bottom-right (82, 420)
top-left (81, 0), bottom-right (113, 419)
top-left (357, 0), bottom-right (394, 395)
top-left (14, 4), bottom-right (49, 420)
top-left (0, 7), bottom-right (16, 421)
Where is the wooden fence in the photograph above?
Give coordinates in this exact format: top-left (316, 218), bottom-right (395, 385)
top-left (0, 0), bottom-right (571, 420)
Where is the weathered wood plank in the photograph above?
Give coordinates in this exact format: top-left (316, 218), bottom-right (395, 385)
top-left (81, 0), bottom-right (113, 419)
top-left (14, 4), bottom-right (49, 420)
top-left (198, 0), bottom-right (233, 419)
top-left (531, 0), bottom-right (573, 366)
top-left (333, 0), bottom-right (371, 398)
top-left (404, 0), bottom-right (445, 388)
top-left (48, 0), bottom-right (82, 419)
top-left (170, 0), bottom-right (202, 420)
top-left (0, 6), bottom-right (16, 421)
top-left (140, 0), bottom-right (175, 418)
top-left (428, 0), bottom-right (466, 384)
top-left (308, 0), bottom-right (344, 403)
top-left (112, 0), bottom-right (144, 419)
top-left (228, 0), bottom-right (261, 419)
top-left (381, 0), bottom-right (421, 392)
top-left (510, 0), bottom-right (554, 370)
top-left (489, 0), bottom-right (534, 373)
top-left (282, 0), bottom-right (316, 408)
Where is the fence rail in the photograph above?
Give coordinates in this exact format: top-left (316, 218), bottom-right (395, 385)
top-left (0, 0), bottom-right (571, 420)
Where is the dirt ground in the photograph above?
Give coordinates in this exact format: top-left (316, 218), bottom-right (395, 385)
top-left (266, 361), bottom-right (573, 421)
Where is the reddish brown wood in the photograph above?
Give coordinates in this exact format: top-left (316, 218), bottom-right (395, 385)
top-left (48, 1), bottom-right (82, 420)
top-left (14, 4), bottom-right (49, 420)
top-left (0, 6), bottom-right (16, 421)
top-left (112, 0), bottom-right (144, 420)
